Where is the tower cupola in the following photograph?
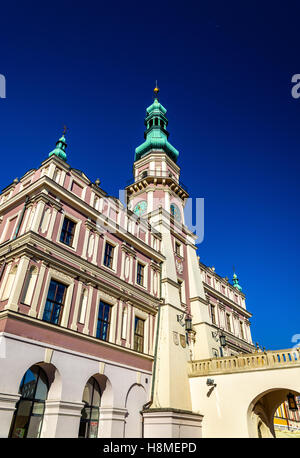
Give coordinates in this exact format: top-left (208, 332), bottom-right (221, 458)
top-left (135, 86), bottom-right (179, 163)
top-left (49, 130), bottom-right (67, 161)
top-left (232, 272), bottom-right (242, 292)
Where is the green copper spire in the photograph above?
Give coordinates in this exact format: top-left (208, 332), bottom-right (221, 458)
top-left (49, 127), bottom-right (67, 161)
top-left (135, 85), bottom-right (179, 163)
top-left (232, 272), bottom-right (242, 292)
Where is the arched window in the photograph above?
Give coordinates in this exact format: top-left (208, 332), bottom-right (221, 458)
top-left (9, 365), bottom-right (49, 438)
top-left (78, 377), bottom-right (101, 438)
top-left (21, 266), bottom-right (38, 305)
top-left (1, 265), bottom-right (17, 300)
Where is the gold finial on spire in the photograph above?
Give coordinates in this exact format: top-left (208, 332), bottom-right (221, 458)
top-left (62, 125), bottom-right (68, 136)
top-left (153, 80), bottom-right (159, 98)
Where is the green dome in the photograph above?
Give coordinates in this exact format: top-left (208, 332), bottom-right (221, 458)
top-left (232, 272), bottom-right (242, 292)
top-left (135, 94), bottom-right (179, 163)
top-left (49, 134), bottom-right (67, 161)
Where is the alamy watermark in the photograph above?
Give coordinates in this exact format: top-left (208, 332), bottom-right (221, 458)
top-left (96, 190), bottom-right (205, 245)
top-left (0, 74), bottom-right (6, 98)
top-left (291, 334), bottom-right (300, 350)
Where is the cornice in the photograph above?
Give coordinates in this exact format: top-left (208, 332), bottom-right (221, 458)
top-left (204, 284), bottom-right (252, 318)
top-left (199, 261), bottom-right (246, 299)
top-left (0, 310), bottom-right (155, 362)
top-left (121, 242), bottom-right (137, 258)
top-left (0, 175), bottom-right (165, 263)
top-left (133, 152), bottom-right (181, 174)
top-left (0, 232), bottom-right (160, 315)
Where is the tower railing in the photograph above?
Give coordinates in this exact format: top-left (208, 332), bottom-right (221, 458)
top-left (126, 170), bottom-right (188, 192)
top-left (188, 348), bottom-right (300, 377)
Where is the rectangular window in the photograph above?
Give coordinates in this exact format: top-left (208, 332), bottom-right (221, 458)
top-left (43, 280), bottom-right (66, 325)
top-left (60, 217), bottom-right (75, 246)
top-left (137, 263), bottom-right (144, 286)
top-left (104, 242), bottom-right (114, 269)
top-left (134, 317), bottom-right (145, 353)
top-left (96, 301), bottom-right (111, 341)
top-left (211, 305), bottom-right (216, 324)
top-left (175, 241), bottom-right (181, 256)
top-left (226, 313), bottom-right (231, 332)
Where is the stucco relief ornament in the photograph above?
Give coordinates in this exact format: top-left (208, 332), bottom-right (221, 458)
top-left (173, 331), bottom-right (179, 345)
top-left (175, 258), bottom-right (183, 274)
top-left (180, 334), bottom-right (186, 348)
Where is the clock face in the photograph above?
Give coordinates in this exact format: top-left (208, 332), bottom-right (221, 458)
top-left (133, 200), bottom-right (147, 217)
top-left (170, 203), bottom-right (181, 222)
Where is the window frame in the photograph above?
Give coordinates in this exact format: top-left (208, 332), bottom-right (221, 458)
top-left (42, 279), bottom-right (67, 325)
top-left (96, 300), bottom-right (112, 342)
top-left (211, 304), bottom-right (216, 325)
top-left (60, 216), bottom-right (76, 246)
top-left (175, 241), bottom-right (181, 256)
top-left (9, 365), bottom-right (49, 439)
top-left (103, 242), bottom-right (114, 269)
top-left (136, 262), bottom-right (145, 287)
top-left (134, 316), bottom-right (145, 353)
top-left (56, 212), bottom-right (81, 251)
top-left (78, 377), bottom-right (101, 439)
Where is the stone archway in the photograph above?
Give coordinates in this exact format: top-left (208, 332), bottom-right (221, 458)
top-left (78, 373), bottom-right (114, 438)
top-left (8, 361), bottom-right (62, 438)
top-left (247, 388), bottom-right (300, 438)
top-left (124, 384), bottom-right (147, 438)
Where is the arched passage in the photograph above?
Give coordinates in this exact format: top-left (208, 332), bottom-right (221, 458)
top-left (78, 373), bottom-right (113, 438)
top-left (247, 388), bottom-right (300, 438)
top-left (124, 384), bottom-right (147, 438)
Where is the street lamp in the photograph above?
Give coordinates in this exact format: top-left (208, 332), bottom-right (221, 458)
top-left (185, 315), bottom-right (193, 332)
top-left (220, 334), bottom-right (226, 347)
top-left (177, 313), bottom-right (193, 333)
top-left (287, 393), bottom-right (298, 411)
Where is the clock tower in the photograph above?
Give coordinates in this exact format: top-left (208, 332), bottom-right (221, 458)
top-left (126, 87), bottom-right (205, 437)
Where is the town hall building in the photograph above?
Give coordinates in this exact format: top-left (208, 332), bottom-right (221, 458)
top-left (0, 87), bottom-right (299, 439)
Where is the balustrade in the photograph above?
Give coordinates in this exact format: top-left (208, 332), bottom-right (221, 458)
top-left (189, 348), bottom-right (300, 377)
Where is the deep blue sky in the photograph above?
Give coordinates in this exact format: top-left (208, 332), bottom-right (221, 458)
top-left (0, 1), bottom-right (299, 350)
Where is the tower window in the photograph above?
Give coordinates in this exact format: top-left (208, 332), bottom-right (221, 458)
top-left (154, 118), bottom-right (159, 126)
top-left (160, 120), bottom-right (165, 129)
top-left (175, 241), bottom-right (181, 256)
top-left (178, 279), bottom-right (183, 303)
